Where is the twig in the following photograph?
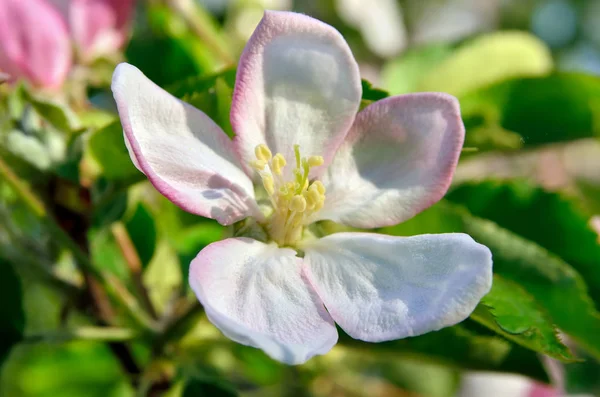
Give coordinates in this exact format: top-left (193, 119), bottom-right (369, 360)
top-left (167, 0), bottom-right (235, 66)
top-left (0, 157), bottom-right (155, 332)
top-left (0, 157), bottom-right (146, 378)
top-left (153, 299), bottom-right (204, 357)
top-left (104, 273), bottom-right (160, 332)
top-left (24, 326), bottom-right (138, 343)
top-left (111, 222), bottom-right (157, 319)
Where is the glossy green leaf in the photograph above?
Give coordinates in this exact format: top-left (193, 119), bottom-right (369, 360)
top-left (361, 79), bottom-right (389, 102)
top-left (381, 201), bottom-right (600, 360)
top-left (339, 324), bottom-right (547, 382)
top-left (448, 181), bottom-right (600, 305)
top-left (461, 73), bottom-right (600, 148)
top-left (472, 275), bottom-right (575, 362)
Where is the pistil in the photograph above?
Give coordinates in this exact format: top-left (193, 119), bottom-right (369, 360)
top-left (251, 144), bottom-right (326, 246)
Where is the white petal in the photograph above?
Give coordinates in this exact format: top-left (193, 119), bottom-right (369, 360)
top-left (112, 63), bottom-right (260, 225)
top-left (315, 93), bottom-right (464, 228)
top-left (303, 232), bottom-right (492, 341)
top-left (231, 11), bottom-right (362, 177)
top-left (189, 238), bottom-right (338, 365)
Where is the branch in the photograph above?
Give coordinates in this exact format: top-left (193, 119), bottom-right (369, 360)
top-left (111, 222), bottom-right (157, 319)
top-left (24, 326), bottom-right (138, 343)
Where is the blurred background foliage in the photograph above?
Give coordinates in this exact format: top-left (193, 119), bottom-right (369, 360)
top-left (1, 0), bottom-right (600, 396)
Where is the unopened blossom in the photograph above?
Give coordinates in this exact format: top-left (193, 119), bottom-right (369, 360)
top-left (0, 0), bottom-right (72, 89)
top-left (458, 372), bottom-right (563, 397)
top-left (52, 0), bottom-right (136, 61)
top-left (112, 11), bottom-right (493, 364)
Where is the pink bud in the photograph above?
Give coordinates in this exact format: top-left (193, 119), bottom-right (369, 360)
top-left (0, 0), bottom-right (72, 89)
top-left (68, 0), bottom-right (136, 61)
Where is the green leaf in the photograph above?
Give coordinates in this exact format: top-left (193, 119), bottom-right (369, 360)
top-left (382, 44), bottom-right (453, 95)
top-left (125, 3), bottom-right (223, 86)
top-left (472, 275), bottom-right (575, 362)
top-left (22, 89), bottom-right (80, 133)
top-left (124, 203), bottom-right (156, 269)
top-left (1, 342), bottom-right (132, 396)
top-left (448, 181), bottom-right (600, 306)
top-left (360, 79), bottom-right (389, 111)
top-left (168, 69), bottom-right (237, 137)
top-left (339, 324), bottom-right (547, 382)
top-left (361, 79), bottom-right (389, 102)
top-left (0, 257), bottom-right (25, 368)
top-left (419, 31), bottom-right (552, 96)
top-left (85, 121), bottom-right (139, 181)
top-left (182, 377), bottom-right (237, 397)
top-left (460, 73), bottom-right (600, 148)
top-left (382, 32), bottom-right (552, 96)
top-left (382, 201), bottom-right (600, 360)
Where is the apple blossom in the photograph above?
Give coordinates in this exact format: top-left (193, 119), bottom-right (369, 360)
top-left (0, 0), bottom-right (72, 89)
top-left (458, 372), bottom-right (561, 397)
top-left (112, 10), bottom-right (493, 364)
top-left (70, 0), bottom-right (135, 61)
top-left (52, 0), bottom-right (136, 61)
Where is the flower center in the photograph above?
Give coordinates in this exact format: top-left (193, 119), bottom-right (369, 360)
top-left (250, 144), bottom-right (326, 246)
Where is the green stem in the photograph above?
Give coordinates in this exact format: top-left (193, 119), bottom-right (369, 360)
top-left (168, 0), bottom-right (234, 66)
top-left (24, 326), bottom-right (138, 343)
top-left (0, 157), bottom-right (156, 332)
top-left (153, 300), bottom-right (204, 356)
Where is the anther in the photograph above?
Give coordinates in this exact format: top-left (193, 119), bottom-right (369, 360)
top-left (271, 153), bottom-right (286, 175)
top-left (289, 195), bottom-right (307, 212)
top-left (250, 159), bottom-right (267, 171)
top-left (311, 181), bottom-right (326, 195)
top-left (255, 144), bottom-right (272, 162)
top-left (307, 155), bottom-right (324, 167)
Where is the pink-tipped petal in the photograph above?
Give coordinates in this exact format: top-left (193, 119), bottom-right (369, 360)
top-left (189, 238), bottom-right (338, 365)
top-left (68, 0), bottom-right (135, 60)
top-left (112, 63), bottom-right (260, 226)
top-left (303, 233), bottom-right (492, 342)
top-left (315, 93), bottom-right (465, 228)
top-left (0, 0), bottom-right (72, 89)
top-left (231, 10), bottom-right (362, 177)
top-left (458, 373), bottom-right (558, 397)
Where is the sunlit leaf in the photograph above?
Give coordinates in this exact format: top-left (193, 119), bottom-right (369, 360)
top-left (84, 121), bottom-right (139, 181)
top-left (382, 44), bottom-right (452, 95)
top-left (461, 73), bottom-right (600, 148)
top-left (448, 181), bottom-right (600, 306)
top-left (381, 201), bottom-right (600, 360)
top-left (472, 275), bottom-right (575, 362)
top-left (419, 31), bottom-right (552, 96)
top-left (382, 32), bottom-right (552, 96)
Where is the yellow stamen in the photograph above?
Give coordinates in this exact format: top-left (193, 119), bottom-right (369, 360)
top-left (250, 159), bottom-right (267, 171)
top-left (255, 144), bottom-right (272, 162)
top-left (250, 144), bottom-right (327, 246)
top-left (307, 155), bottom-right (324, 167)
top-left (311, 180), bottom-right (326, 195)
top-left (289, 195), bottom-right (307, 212)
top-left (262, 174), bottom-right (275, 196)
top-left (271, 153), bottom-right (286, 175)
